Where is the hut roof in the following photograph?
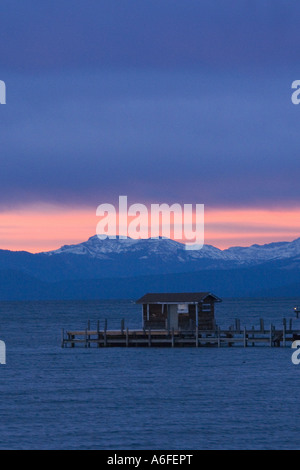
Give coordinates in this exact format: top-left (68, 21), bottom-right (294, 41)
top-left (136, 292), bottom-right (222, 304)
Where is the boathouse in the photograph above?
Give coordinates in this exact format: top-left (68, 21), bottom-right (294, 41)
top-left (136, 292), bottom-right (222, 331)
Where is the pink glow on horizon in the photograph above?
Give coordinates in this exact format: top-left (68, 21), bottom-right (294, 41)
top-left (0, 205), bottom-right (96, 253)
top-left (0, 205), bottom-right (300, 252)
top-left (204, 208), bottom-right (300, 247)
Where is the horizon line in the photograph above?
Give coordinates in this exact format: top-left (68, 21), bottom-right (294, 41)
top-left (1, 233), bottom-right (299, 255)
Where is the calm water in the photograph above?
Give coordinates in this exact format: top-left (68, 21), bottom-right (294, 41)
top-left (0, 298), bottom-right (299, 450)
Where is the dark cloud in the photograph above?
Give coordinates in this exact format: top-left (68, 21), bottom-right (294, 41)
top-left (0, 1), bottom-right (299, 209)
top-left (0, 1), bottom-right (300, 72)
top-left (0, 69), bottom-right (299, 208)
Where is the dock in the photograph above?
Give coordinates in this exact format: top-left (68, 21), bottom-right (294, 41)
top-left (62, 318), bottom-right (300, 348)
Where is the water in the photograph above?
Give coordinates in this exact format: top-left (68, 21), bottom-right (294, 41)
top-left (0, 298), bottom-right (299, 450)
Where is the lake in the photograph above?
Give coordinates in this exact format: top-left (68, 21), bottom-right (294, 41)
top-left (0, 298), bottom-right (299, 450)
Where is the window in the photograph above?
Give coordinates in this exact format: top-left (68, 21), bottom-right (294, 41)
top-left (202, 303), bottom-right (211, 312)
top-left (177, 304), bottom-right (189, 313)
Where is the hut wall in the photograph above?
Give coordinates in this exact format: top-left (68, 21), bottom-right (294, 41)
top-left (178, 304), bottom-right (196, 330)
top-left (143, 304), bottom-right (167, 329)
top-left (198, 298), bottom-right (216, 330)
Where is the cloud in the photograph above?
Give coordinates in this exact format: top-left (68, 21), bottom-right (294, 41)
top-left (0, 68), bottom-right (299, 208)
top-left (0, 1), bottom-right (300, 211)
top-left (1, 1), bottom-right (300, 72)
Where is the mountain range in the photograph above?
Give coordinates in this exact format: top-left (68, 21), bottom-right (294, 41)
top-left (0, 235), bottom-right (300, 300)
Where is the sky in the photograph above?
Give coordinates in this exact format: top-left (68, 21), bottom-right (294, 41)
top-left (1, 0), bottom-right (300, 252)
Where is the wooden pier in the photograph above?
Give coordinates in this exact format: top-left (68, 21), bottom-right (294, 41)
top-left (62, 318), bottom-right (300, 349)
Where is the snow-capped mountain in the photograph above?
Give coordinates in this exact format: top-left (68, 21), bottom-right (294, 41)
top-left (226, 239), bottom-right (300, 262)
top-left (45, 235), bottom-right (300, 265)
top-left (0, 235), bottom-right (300, 300)
top-left (46, 236), bottom-right (223, 261)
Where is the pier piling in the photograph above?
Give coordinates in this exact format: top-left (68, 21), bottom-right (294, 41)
top-left (62, 318), bottom-right (300, 349)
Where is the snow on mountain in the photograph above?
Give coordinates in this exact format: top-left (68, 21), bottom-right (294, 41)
top-left (44, 235), bottom-right (300, 265)
top-left (226, 238), bottom-right (300, 262)
top-left (47, 236), bottom-right (217, 261)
